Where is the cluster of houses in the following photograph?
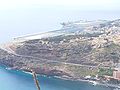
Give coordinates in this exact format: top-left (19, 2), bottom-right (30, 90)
top-left (84, 68), bottom-right (120, 84)
top-left (104, 68), bottom-right (120, 82)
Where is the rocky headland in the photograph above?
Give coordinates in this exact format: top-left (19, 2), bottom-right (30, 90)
top-left (0, 19), bottom-right (120, 81)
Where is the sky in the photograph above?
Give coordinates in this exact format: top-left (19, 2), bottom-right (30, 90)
top-left (0, 0), bottom-right (120, 43)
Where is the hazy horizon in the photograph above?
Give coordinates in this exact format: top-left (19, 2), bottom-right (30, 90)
top-left (0, 0), bottom-right (120, 43)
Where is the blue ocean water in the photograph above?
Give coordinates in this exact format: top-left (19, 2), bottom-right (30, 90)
top-left (0, 66), bottom-right (112, 90)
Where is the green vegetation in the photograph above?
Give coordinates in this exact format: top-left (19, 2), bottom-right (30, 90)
top-left (68, 65), bottom-right (98, 77)
top-left (98, 67), bottom-right (113, 76)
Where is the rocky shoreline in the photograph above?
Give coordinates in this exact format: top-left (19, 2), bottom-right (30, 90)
top-left (14, 69), bottom-right (120, 89)
top-left (2, 65), bottom-right (120, 89)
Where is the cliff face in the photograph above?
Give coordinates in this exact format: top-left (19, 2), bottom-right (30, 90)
top-left (0, 19), bottom-right (120, 79)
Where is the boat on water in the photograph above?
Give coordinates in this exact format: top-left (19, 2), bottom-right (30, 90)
top-left (6, 67), bottom-right (12, 70)
top-left (88, 81), bottom-right (98, 86)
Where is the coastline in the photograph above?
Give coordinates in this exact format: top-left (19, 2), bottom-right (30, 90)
top-left (0, 64), bottom-right (120, 89)
top-left (0, 66), bottom-right (112, 90)
top-left (13, 69), bottom-right (120, 89)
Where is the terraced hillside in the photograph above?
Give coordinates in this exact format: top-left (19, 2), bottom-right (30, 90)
top-left (0, 19), bottom-right (120, 80)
